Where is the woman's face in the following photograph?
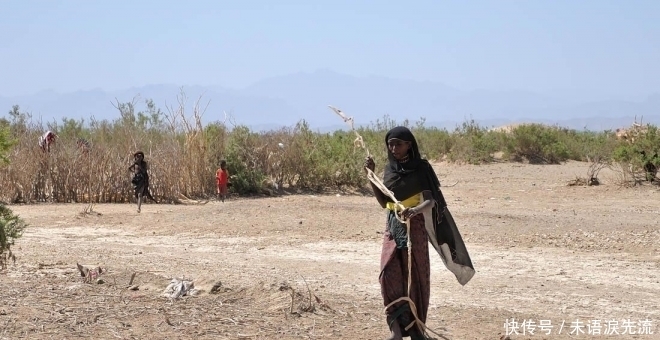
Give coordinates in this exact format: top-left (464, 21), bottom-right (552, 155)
top-left (387, 138), bottom-right (411, 161)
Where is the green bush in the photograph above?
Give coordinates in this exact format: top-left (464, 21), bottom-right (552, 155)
top-left (412, 118), bottom-right (453, 160)
top-left (225, 125), bottom-right (267, 194)
top-left (448, 120), bottom-right (502, 164)
top-left (0, 124), bottom-right (25, 269)
top-left (0, 123), bottom-right (13, 164)
top-left (612, 125), bottom-right (660, 181)
top-left (562, 129), bottom-right (619, 162)
top-left (504, 124), bottom-right (570, 164)
top-left (0, 203), bottom-right (27, 269)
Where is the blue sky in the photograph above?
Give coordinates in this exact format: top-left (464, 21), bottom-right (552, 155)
top-left (2, 0), bottom-right (659, 100)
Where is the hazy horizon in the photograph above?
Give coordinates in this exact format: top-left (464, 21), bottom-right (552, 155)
top-left (6, 67), bottom-right (660, 104)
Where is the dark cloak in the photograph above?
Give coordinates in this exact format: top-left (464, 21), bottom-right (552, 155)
top-left (130, 158), bottom-right (156, 202)
top-left (383, 126), bottom-right (475, 285)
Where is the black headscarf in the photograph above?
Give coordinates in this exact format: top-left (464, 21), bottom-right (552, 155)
top-left (382, 126), bottom-right (475, 285)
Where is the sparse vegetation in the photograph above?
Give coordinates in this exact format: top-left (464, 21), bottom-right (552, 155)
top-left (0, 94), bottom-right (657, 203)
top-left (611, 124), bottom-right (660, 185)
top-left (0, 121), bottom-right (26, 268)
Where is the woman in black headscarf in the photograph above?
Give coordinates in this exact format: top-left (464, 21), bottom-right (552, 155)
top-left (128, 151), bottom-right (156, 213)
top-left (364, 126), bottom-right (475, 340)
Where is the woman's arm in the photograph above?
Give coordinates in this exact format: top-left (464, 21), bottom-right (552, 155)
top-left (401, 190), bottom-right (434, 219)
top-left (416, 190), bottom-right (434, 213)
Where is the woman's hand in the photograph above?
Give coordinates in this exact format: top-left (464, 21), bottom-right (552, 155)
top-left (364, 156), bottom-right (375, 174)
top-left (400, 207), bottom-right (419, 220)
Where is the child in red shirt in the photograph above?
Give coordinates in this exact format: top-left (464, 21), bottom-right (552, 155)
top-left (216, 160), bottom-right (230, 202)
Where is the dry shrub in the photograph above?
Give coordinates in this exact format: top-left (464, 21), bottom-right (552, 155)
top-left (0, 92), bottom-right (221, 203)
top-left (6, 96), bottom-right (656, 203)
top-left (608, 162), bottom-right (640, 187)
top-left (0, 95), bottom-right (380, 203)
top-left (585, 155), bottom-right (609, 186)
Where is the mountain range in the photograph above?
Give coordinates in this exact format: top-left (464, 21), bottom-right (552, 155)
top-left (2, 69), bottom-right (659, 132)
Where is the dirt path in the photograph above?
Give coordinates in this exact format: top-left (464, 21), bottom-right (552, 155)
top-left (2, 162), bottom-right (658, 339)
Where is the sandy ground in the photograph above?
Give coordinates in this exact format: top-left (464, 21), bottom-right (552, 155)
top-left (1, 161), bottom-right (659, 340)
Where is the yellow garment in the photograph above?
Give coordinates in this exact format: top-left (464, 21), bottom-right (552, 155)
top-left (385, 193), bottom-right (421, 211)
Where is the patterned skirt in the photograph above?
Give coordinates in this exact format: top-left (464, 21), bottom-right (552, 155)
top-left (379, 211), bottom-right (430, 339)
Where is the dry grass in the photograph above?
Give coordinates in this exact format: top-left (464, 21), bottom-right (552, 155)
top-left (0, 95), bottom-right (379, 203)
top-left (2, 94), bottom-right (657, 204)
top-left (1, 263), bottom-right (363, 340)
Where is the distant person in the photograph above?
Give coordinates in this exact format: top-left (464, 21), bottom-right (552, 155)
top-left (364, 126), bottom-right (475, 340)
top-left (38, 131), bottom-right (56, 153)
top-left (128, 151), bottom-right (156, 213)
top-left (215, 160), bottom-right (230, 202)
